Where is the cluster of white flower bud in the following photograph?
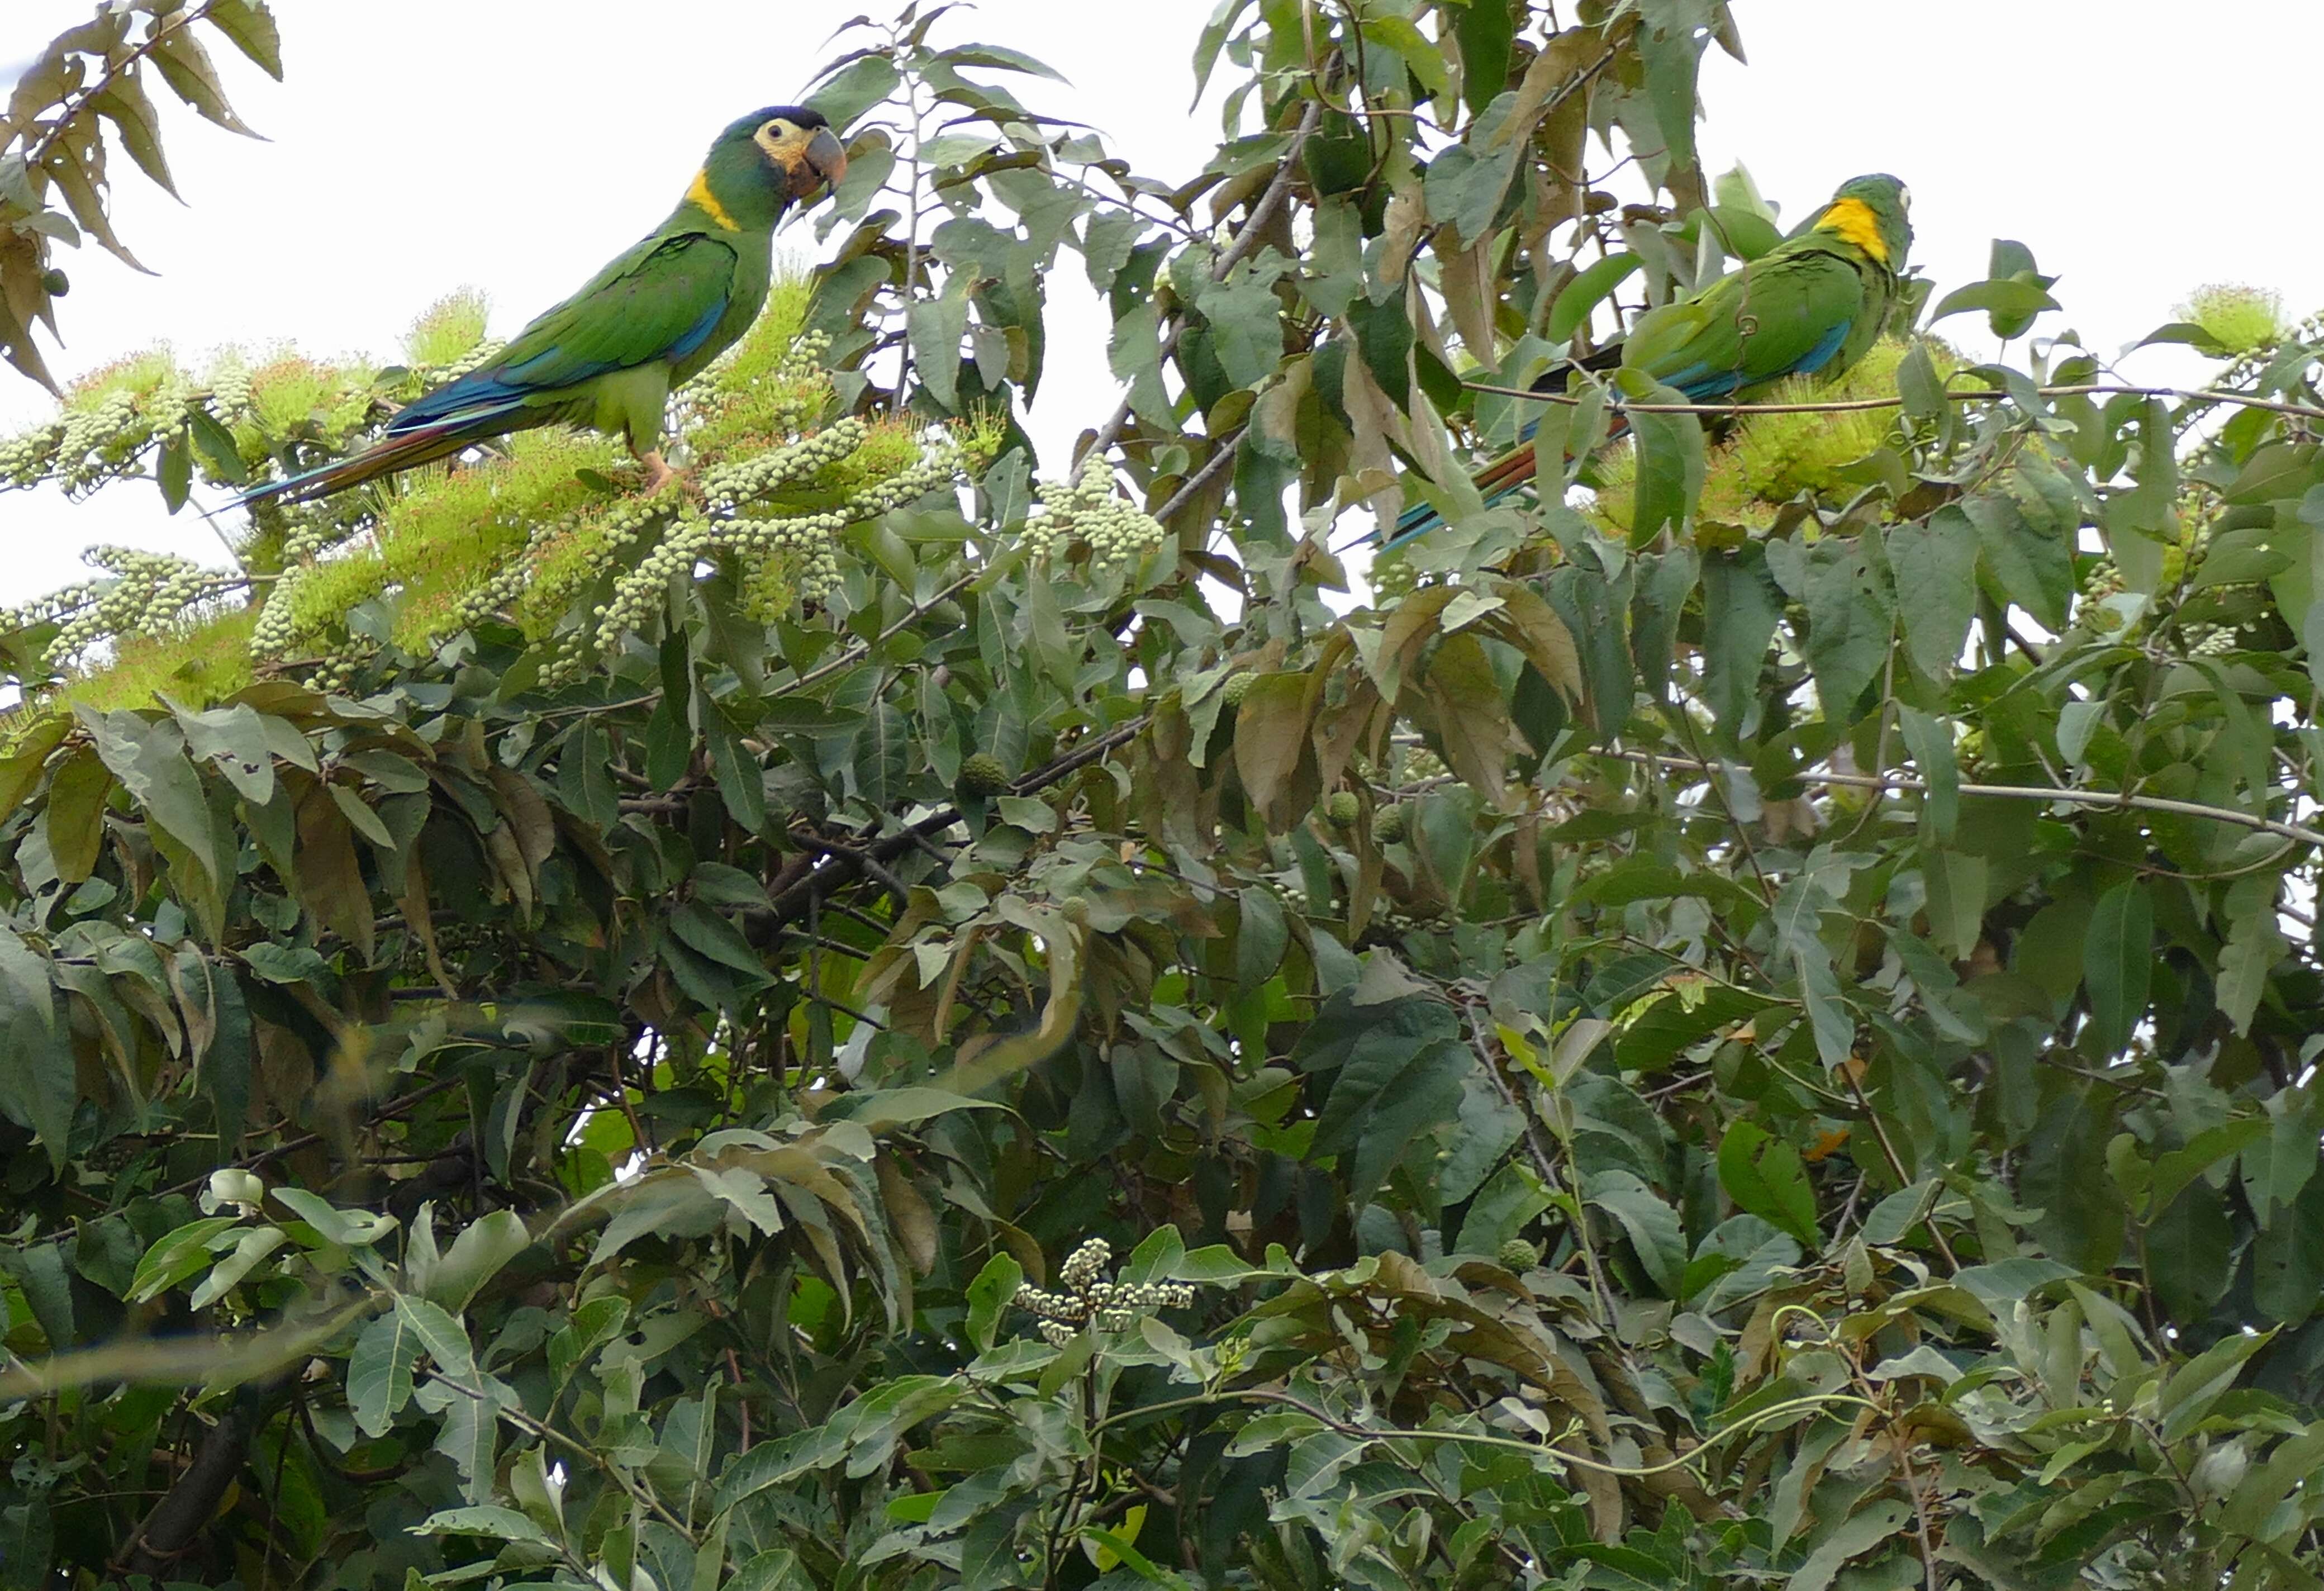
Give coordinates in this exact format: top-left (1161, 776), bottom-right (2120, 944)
top-left (207, 362), bottom-right (253, 425)
top-left (701, 417), bottom-right (868, 511)
top-left (2182, 623), bottom-right (2239, 658)
top-left (0, 422), bottom-right (63, 487)
top-left (1369, 553), bottom-right (1420, 603)
top-left (54, 390), bottom-right (142, 488)
top-left (1024, 455), bottom-right (1166, 569)
top-left (427, 337), bottom-right (506, 383)
top-left (592, 511), bottom-right (720, 649)
top-left (1014, 1237), bottom-right (1195, 1347)
top-left (14, 547), bottom-right (240, 670)
top-left (279, 504), bottom-right (360, 565)
top-left (676, 327), bottom-right (835, 430)
top-left (251, 564), bottom-right (312, 658)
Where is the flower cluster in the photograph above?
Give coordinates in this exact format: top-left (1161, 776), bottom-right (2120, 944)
top-left (2179, 284), bottom-right (2287, 357)
top-left (1024, 455), bottom-right (1167, 568)
top-left (1014, 1237), bottom-right (1195, 1347)
top-left (0, 547), bottom-right (243, 673)
top-left (701, 417), bottom-right (870, 511)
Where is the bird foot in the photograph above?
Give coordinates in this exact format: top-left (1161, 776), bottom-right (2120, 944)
top-left (636, 452), bottom-right (679, 494)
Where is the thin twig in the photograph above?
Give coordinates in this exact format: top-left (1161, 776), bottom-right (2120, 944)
top-left (1617, 751), bottom-right (2324, 851)
top-left (1086, 102), bottom-right (1325, 462)
top-left (1458, 377), bottom-right (2324, 425)
top-left (22, 4), bottom-right (220, 173)
top-left (1154, 434), bottom-right (1244, 524)
top-left (780, 573), bottom-right (977, 698)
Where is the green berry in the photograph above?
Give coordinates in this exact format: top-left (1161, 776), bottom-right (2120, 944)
top-left (1497, 1238), bottom-right (1541, 1271)
top-left (1325, 791), bottom-right (1360, 828)
top-left (1372, 805), bottom-right (1407, 844)
top-left (1222, 671), bottom-right (1256, 707)
top-left (957, 753), bottom-right (1010, 798)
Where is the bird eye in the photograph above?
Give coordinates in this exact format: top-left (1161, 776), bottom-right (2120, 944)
top-left (1898, 185), bottom-right (1912, 210)
top-left (764, 119), bottom-right (793, 138)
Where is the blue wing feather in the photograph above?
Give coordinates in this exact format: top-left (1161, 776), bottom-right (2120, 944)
top-left (1787, 318), bottom-right (1852, 377)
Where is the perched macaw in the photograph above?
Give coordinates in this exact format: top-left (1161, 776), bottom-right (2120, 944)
top-left (1383, 172), bottom-right (1913, 548)
top-left (236, 106), bottom-right (848, 507)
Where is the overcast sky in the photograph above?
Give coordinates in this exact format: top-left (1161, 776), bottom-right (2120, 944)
top-left (2, 1), bottom-right (2320, 604)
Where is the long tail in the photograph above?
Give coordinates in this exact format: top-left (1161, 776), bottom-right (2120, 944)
top-left (1377, 410), bottom-right (1632, 552)
top-left (1372, 345), bottom-right (1627, 551)
top-left (231, 385), bottom-right (534, 509)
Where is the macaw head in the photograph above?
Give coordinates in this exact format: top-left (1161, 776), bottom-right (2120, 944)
top-left (688, 107), bottom-right (849, 230)
top-left (1815, 173), bottom-right (1913, 270)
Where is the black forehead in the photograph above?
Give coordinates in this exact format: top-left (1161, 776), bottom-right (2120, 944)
top-left (744, 105), bottom-right (826, 130)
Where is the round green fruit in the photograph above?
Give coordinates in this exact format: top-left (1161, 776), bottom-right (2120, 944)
top-left (957, 753), bottom-right (1010, 797)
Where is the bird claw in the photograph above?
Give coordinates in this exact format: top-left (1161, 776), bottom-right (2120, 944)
top-left (636, 452), bottom-right (701, 498)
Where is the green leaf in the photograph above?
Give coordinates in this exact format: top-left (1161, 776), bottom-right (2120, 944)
top-left (272, 1186), bottom-right (396, 1249)
top-left (1716, 1122), bottom-right (1820, 1246)
top-left (1546, 254), bottom-right (1639, 346)
top-left (157, 434), bottom-right (191, 511)
top-left (1786, 1500), bottom-right (1912, 1591)
top-left (349, 1307), bottom-right (421, 1437)
top-left (1452, 0), bottom-right (1516, 113)
top-left (907, 271), bottom-right (973, 412)
top-left (2216, 902), bottom-right (2285, 1037)
top-left (394, 1295), bottom-right (476, 1380)
top-left (964, 1252), bottom-right (1023, 1353)
top-left (1586, 1169), bottom-right (1686, 1294)
top-left (1700, 547), bottom-right (1781, 734)
top-left (1896, 708), bottom-right (1958, 842)
top-left (0, 998), bottom-right (74, 1175)
top-left (1622, 372), bottom-right (1706, 545)
top-left (557, 719), bottom-right (619, 830)
top-left (1928, 277), bottom-right (2059, 334)
top-left (1638, 23), bottom-right (1703, 173)
top-left (2157, 1327), bottom-right (2273, 1441)
top-left (668, 901), bottom-right (774, 987)
top-left (2082, 882), bottom-right (2152, 1058)
top-left (425, 1210), bottom-right (530, 1314)
top-left (1886, 510), bottom-right (1976, 678)
top-left (203, 0), bottom-right (284, 79)
top-left (410, 1505), bottom-right (563, 1553)
top-left (804, 52), bottom-right (901, 128)
top-left (1964, 491), bottom-right (2072, 632)
top-left (1309, 1022), bottom-right (1471, 1198)
top-left (1232, 673), bottom-right (1316, 832)
top-left (1236, 885), bottom-right (1287, 987)
top-left (1346, 289), bottom-right (1414, 411)
top-left (125, 1216), bottom-right (241, 1304)
top-left (709, 721), bottom-right (767, 832)
top-left (2254, 1176), bottom-right (2324, 1327)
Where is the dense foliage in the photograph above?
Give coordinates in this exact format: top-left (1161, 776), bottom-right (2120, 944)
top-left (2, 2), bottom-right (2323, 1590)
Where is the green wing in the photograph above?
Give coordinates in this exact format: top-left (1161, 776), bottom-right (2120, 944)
top-left (1620, 242), bottom-right (1881, 400)
top-left (483, 228), bottom-right (742, 394)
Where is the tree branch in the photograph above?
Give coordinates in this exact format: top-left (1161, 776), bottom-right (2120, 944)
top-left (1085, 101), bottom-right (1325, 463)
top-left (1459, 377), bottom-right (2324, 425)
top-left (1618, 751), bottom-right (2324, 851)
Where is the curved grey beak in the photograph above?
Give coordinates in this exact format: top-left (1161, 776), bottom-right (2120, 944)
top-left (801, 127), bottom-right (848, 196)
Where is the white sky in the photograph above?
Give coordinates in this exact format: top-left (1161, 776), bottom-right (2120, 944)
top-left (2, 1), bottom-right (2320, 604)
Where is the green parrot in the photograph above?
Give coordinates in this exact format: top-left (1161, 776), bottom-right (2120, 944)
top-left (1384, 172), bottom-right (1913, 546)
top-left (236, 106), bottom-right (848, 507)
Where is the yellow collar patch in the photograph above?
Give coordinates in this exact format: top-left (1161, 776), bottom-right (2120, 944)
top-left (686, 168), bottom-right (741, 232)
top-left (1814, 197), bottom-right (1889, 264)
